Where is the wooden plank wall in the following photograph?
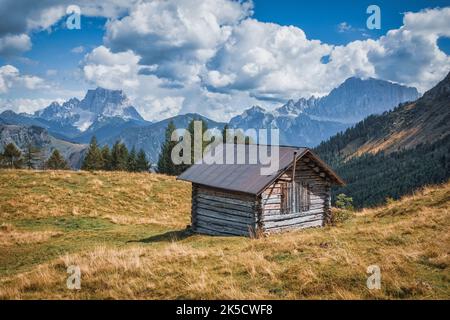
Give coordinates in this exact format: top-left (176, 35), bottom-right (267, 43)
top-left (192, 184), bottom-right (258, 236)
top-left (260, 156), bottom-right (331, 233)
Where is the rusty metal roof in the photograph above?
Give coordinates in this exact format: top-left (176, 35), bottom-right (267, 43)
top-left (177, 144), bottom-right (344, 195)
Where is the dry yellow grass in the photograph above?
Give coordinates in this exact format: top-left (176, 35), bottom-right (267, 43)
top-left (0, 170), bottom-right (448, 299)
top-left (0, 169), bottom-right (191, 228)
top-left (0, 223), bottom-right (63, 246)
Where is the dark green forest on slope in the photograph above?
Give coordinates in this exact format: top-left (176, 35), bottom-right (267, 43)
top-left (315, 134), bottom-right (450, 208)
top-left (314, 71), bottom-right (450, 208)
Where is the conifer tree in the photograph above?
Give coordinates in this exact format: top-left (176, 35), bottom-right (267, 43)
top-left (2, 143), bottom-right (22, 168)
top-left (24, 143), bottom-right (42, 169)
top-left (127, 147), bottom-right (138, 172)
top-left (157, 120), bottom-right (177, 175)
top-left (100, 145), bottom-right (111, 171)
top-left (45, 149), bottom-right (69, 170)
top-left (177, 118), bottom-right (209, 174)
top-left (111, 141), bottom-right (128, 171)
top-left (82, 136), bottom-right (103, 171)
top-left (221, 125), bottom-right (252, 145)
top-left (136, 149), bottom-right (150, 172)
top-left (222, 124), bottom-right (230, 143)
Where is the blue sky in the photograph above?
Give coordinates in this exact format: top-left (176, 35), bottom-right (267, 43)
top-left (0, 0), bottom-right (449, 121)
top-left (255, 0), bottom-right (450, 49)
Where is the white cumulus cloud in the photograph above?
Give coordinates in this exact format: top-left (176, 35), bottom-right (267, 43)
top-left (80, 3), bottom-right (450, 121)
top-left (0, 34), bottom-right (32, 57)
top-left (104, 0), bottom-right (253, 82)
top-left (0, 64), bottom-right (46, 93)
top-left (82, 46), bottom-right (141, 90)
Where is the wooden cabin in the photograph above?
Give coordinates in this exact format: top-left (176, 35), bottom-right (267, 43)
top-left (177, 144), bottom-right (344, 237)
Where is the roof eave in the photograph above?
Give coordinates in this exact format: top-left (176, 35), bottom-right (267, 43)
top-left (305, 150), bottom-right (346, 186)
top-left (255, 148), bottom-right (310, 196)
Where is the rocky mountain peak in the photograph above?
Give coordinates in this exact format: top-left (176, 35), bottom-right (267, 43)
top-left (79, 87), bottom-right (129, 114)
top-left (421, 71), bottom-right (450, 102)
top-left (31, 87), bottom-right (144, 132)
top-left (246, 105), bottom-right (266, 114)
top-left (308, 76), bottom-right (420, 123)
top-left (275, 97), bottom-right (318, 116)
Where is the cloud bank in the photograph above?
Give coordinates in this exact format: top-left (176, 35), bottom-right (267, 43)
top-left (0, 1), bottom-right (449, 121)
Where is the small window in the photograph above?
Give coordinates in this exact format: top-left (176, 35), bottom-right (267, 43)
top-left (281, 181), bottom-right (310, 214)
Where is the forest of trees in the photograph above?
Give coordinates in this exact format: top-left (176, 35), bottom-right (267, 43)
top-left (81, 137), bottom-right (150, 172)
top-left (0, 143), bottom-right (69, 170)
top-left (315, 130), bottom-right (450, 208)
top-left (157, 120), bottom-right (252, 175)
top-left (0, 137), bottom-right (151, 173)
top-left (157, 119), bottom-right (210, 176)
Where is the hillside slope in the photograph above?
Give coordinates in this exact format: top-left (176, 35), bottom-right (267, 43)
top-left (0, 125), bottom-right (87, 169)
top-left (0, 170), bottom-right (448, 299)
top-left (229, 77), bottom-right (419, 147)
top-left (315, 71), bottom-right (450, 207)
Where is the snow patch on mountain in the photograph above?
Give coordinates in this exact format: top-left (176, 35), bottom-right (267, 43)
top-left (73, 109), bottom-right (95, 131)
top-left (230, 77), bottom-right (420, 147)
top-left (33, 87), bottom-right (144, 132)
top-left (274, 97), bottom-right (318, 117)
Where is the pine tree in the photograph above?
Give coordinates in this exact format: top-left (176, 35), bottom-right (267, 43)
top-left (45, 149), bottom-right (69, 170)
top-left (24, 143), bottom-right (42, 169)
top-left (136, 149), bottom-right (150, 172)
top-left (100, 145), bottom-right (111, 170)
top-left (222, 124), bottom-right (230, 143)
top-left (2, 143), bottom-right (22, 168)
top-left (178, 118), bottom-right (209, 174)
top-left (221, 125), bottom-right (252, 145)
top-left (111, 141), bottom-right (128, 171)
top-left (82, 136), bottom-right (103, 171)
top-left (127, 147), bottom-right (138, 172)
top-left (157, 121), bottom-right (177, 175)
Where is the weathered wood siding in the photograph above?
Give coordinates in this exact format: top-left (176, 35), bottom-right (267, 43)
top-left (259, 156), bottom-right (332, 233)
top-left (192, 184), bottom-right (258, 236)
top-left (190, 155), bottom-right (333, 237)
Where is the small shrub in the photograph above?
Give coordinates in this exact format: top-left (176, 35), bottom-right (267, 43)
top-left (335, 193), bottom-right (354, 210)
top-left (330, 208), bottom-right (354, 225)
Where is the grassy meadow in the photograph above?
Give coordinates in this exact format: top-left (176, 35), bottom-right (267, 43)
top-left (0, 170), bottom-right (448, 299)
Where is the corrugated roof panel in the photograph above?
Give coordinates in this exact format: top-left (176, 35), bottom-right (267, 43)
top-left (177, 144), bottom-right (309, 194)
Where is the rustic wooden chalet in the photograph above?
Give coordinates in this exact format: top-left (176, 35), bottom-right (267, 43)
top-left (177, 144), bottom-right (344, 236)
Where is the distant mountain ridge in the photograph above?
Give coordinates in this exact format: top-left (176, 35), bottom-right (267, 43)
top-left (0, 77), bottom-right (422, 165)
top-left (274, 97), bottom-right (317, 117)
top-left (1, 87), bottom-right (150, 144)
top-left (317, 72), bottom-right (450, 159)
top-left (0, 124), bottom-right (86, 168)
top-left (229, 77), bottom-right (419, 147)
top-left (306, 77), bottom-right (419, 123)
top-left (34, 87), bottom-right (146, 133)
top-left (107, 113), bottom-right (226, 164)
top-left (315, 71), bottom-right (450, 208)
